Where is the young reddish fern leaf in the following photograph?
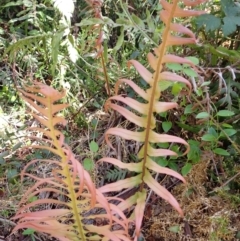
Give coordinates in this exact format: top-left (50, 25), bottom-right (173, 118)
top-left (97, 0), bottom-right (206, 239)
top-left (12, 82), bottom-right (130, 241)
top-left (84, 0), bottom-right (111, 95)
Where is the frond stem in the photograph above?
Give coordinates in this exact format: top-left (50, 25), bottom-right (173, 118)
top-left (100, 52), bottom-right (111, 95)
top-left (140, 0), bottom-right (178, 190)
top-left (47, 97), bottom-right (86, 240)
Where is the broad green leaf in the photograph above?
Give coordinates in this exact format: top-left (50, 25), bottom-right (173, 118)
top-left (90, 141), bottom-right (99, 152)
top-left (216, 110), bottom-right (235, 117)
top-left (157, 143), bottom-right (169, 148)
top-left (7, 169), bottom-right (18, 179)
top-left (182, 68), bottom-right (198, 77)
top-left (196, 112), bottom-right (209, 119)
top-left (159, 80), bottom-right (173, 91)
top-left (28, 196), bottom-right (38, 203)
top-left (185, 56), bottom-right (199, 65)
top-left (201, 134), bottom-right (216, 142)
top-left (131, 14), bottom-right (145, 29)
top-left (170, 145), bottom-right (180, 157)
top-left (196, 88), bottom-right (203, 97)
top-left (184, 104), bottom-right (193, 114)
top-left (221, 0), bottom-right (240, 15)
top-left (208, 127), bottom-right (218, 138)
top-left (196, 14), bottom-right (221, 32)
top-left (181, 163), bottom-right (192, 176)
top-left (221, 123), bottom-right (232, 128)
top-left (222, 16), bottom-right (240, 36)
top-left (213, 148), bottom-right (230, 156)
top-left (168, 161), bottom-right (178, 171)
top-left (171, 82), bottom-right (183, 96)
top-left (162, 121), bottom-right (172, 132)
top-left (23, 228), bottom-right (35, 235)
top-left (159, 111), bottom-right (167, 118)
top-left (156, 157), bottom-right (168, 167)
top-left (187, 140), bottom-right (200, 163)
top-left (113, 27), bottom-right (124, 52)
top-left (220, 129), bottom-right (237, 137)
top-left (83, 158), bottom-right (94, 171)
top-left (166, 63), bottom-right (183, 71)
top-left (169, 225), bottom-right (180, 233)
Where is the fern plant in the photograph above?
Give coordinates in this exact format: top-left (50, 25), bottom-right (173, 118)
top-left (11, 82), bottom-right (130, 241)
top-left (97, 0), bottom-right (206, 239)
top-left (83, 0), bottom-right (111, 95)
top-left (11, 0), bottom-right (206, 240)
top-left (106, 167), bottom-right (128, 182)
top-left (4, 0), bottom-right (77, 76)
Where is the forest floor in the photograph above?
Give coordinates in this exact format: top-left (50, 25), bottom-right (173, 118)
top-left (0, 109), bottom-right (239, 241)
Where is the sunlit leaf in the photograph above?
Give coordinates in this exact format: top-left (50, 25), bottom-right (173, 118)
top-left (90, 141), bottom-right (99, 152)
top-left (201, 134), bottom-right (217, 142)
top-left (196, 112), bottom-right (209, 119)
top-left (216, 110), bottom-right (235, 117)
top-left (83, 158), bottom-right (94, 171)
top-left (113, 27), bottom-right (124, 52)
top-left (181, 163), bottom-right (192, 176)
top-left (162, 121), bottom-right (172, 132)
top-left (213, 148), bottom-right (230, 156)
top-left (220, 129), bottom-right (237, 137)
top-left (169, 225), bottom-right (180, 233)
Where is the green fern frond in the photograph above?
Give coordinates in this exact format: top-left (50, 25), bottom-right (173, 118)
top-left (106, 167), bottom-right (128, 182)
top-left (5, 33), bottom-right (52, 61)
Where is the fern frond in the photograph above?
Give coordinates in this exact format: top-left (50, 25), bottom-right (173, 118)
top-left (4, 33), bottom-right (52, 61)
top-left (106, 167), bottom-right (128, 182)
top-left (83, 0), bottom-right (111, 95)
top-left (98, 0), bottom-right (206, 239)
top-left (12, 82), bottom-right (130, 241)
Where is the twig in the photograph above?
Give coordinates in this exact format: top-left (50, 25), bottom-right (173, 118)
top-left (69, 90), bottom-right (102, 120)
top-left (0, 217), bottom-right (16, 227)
top-left (209, 171), bottom-right (240, 194)
top-left (222, 113), bottom-right (240, 124)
